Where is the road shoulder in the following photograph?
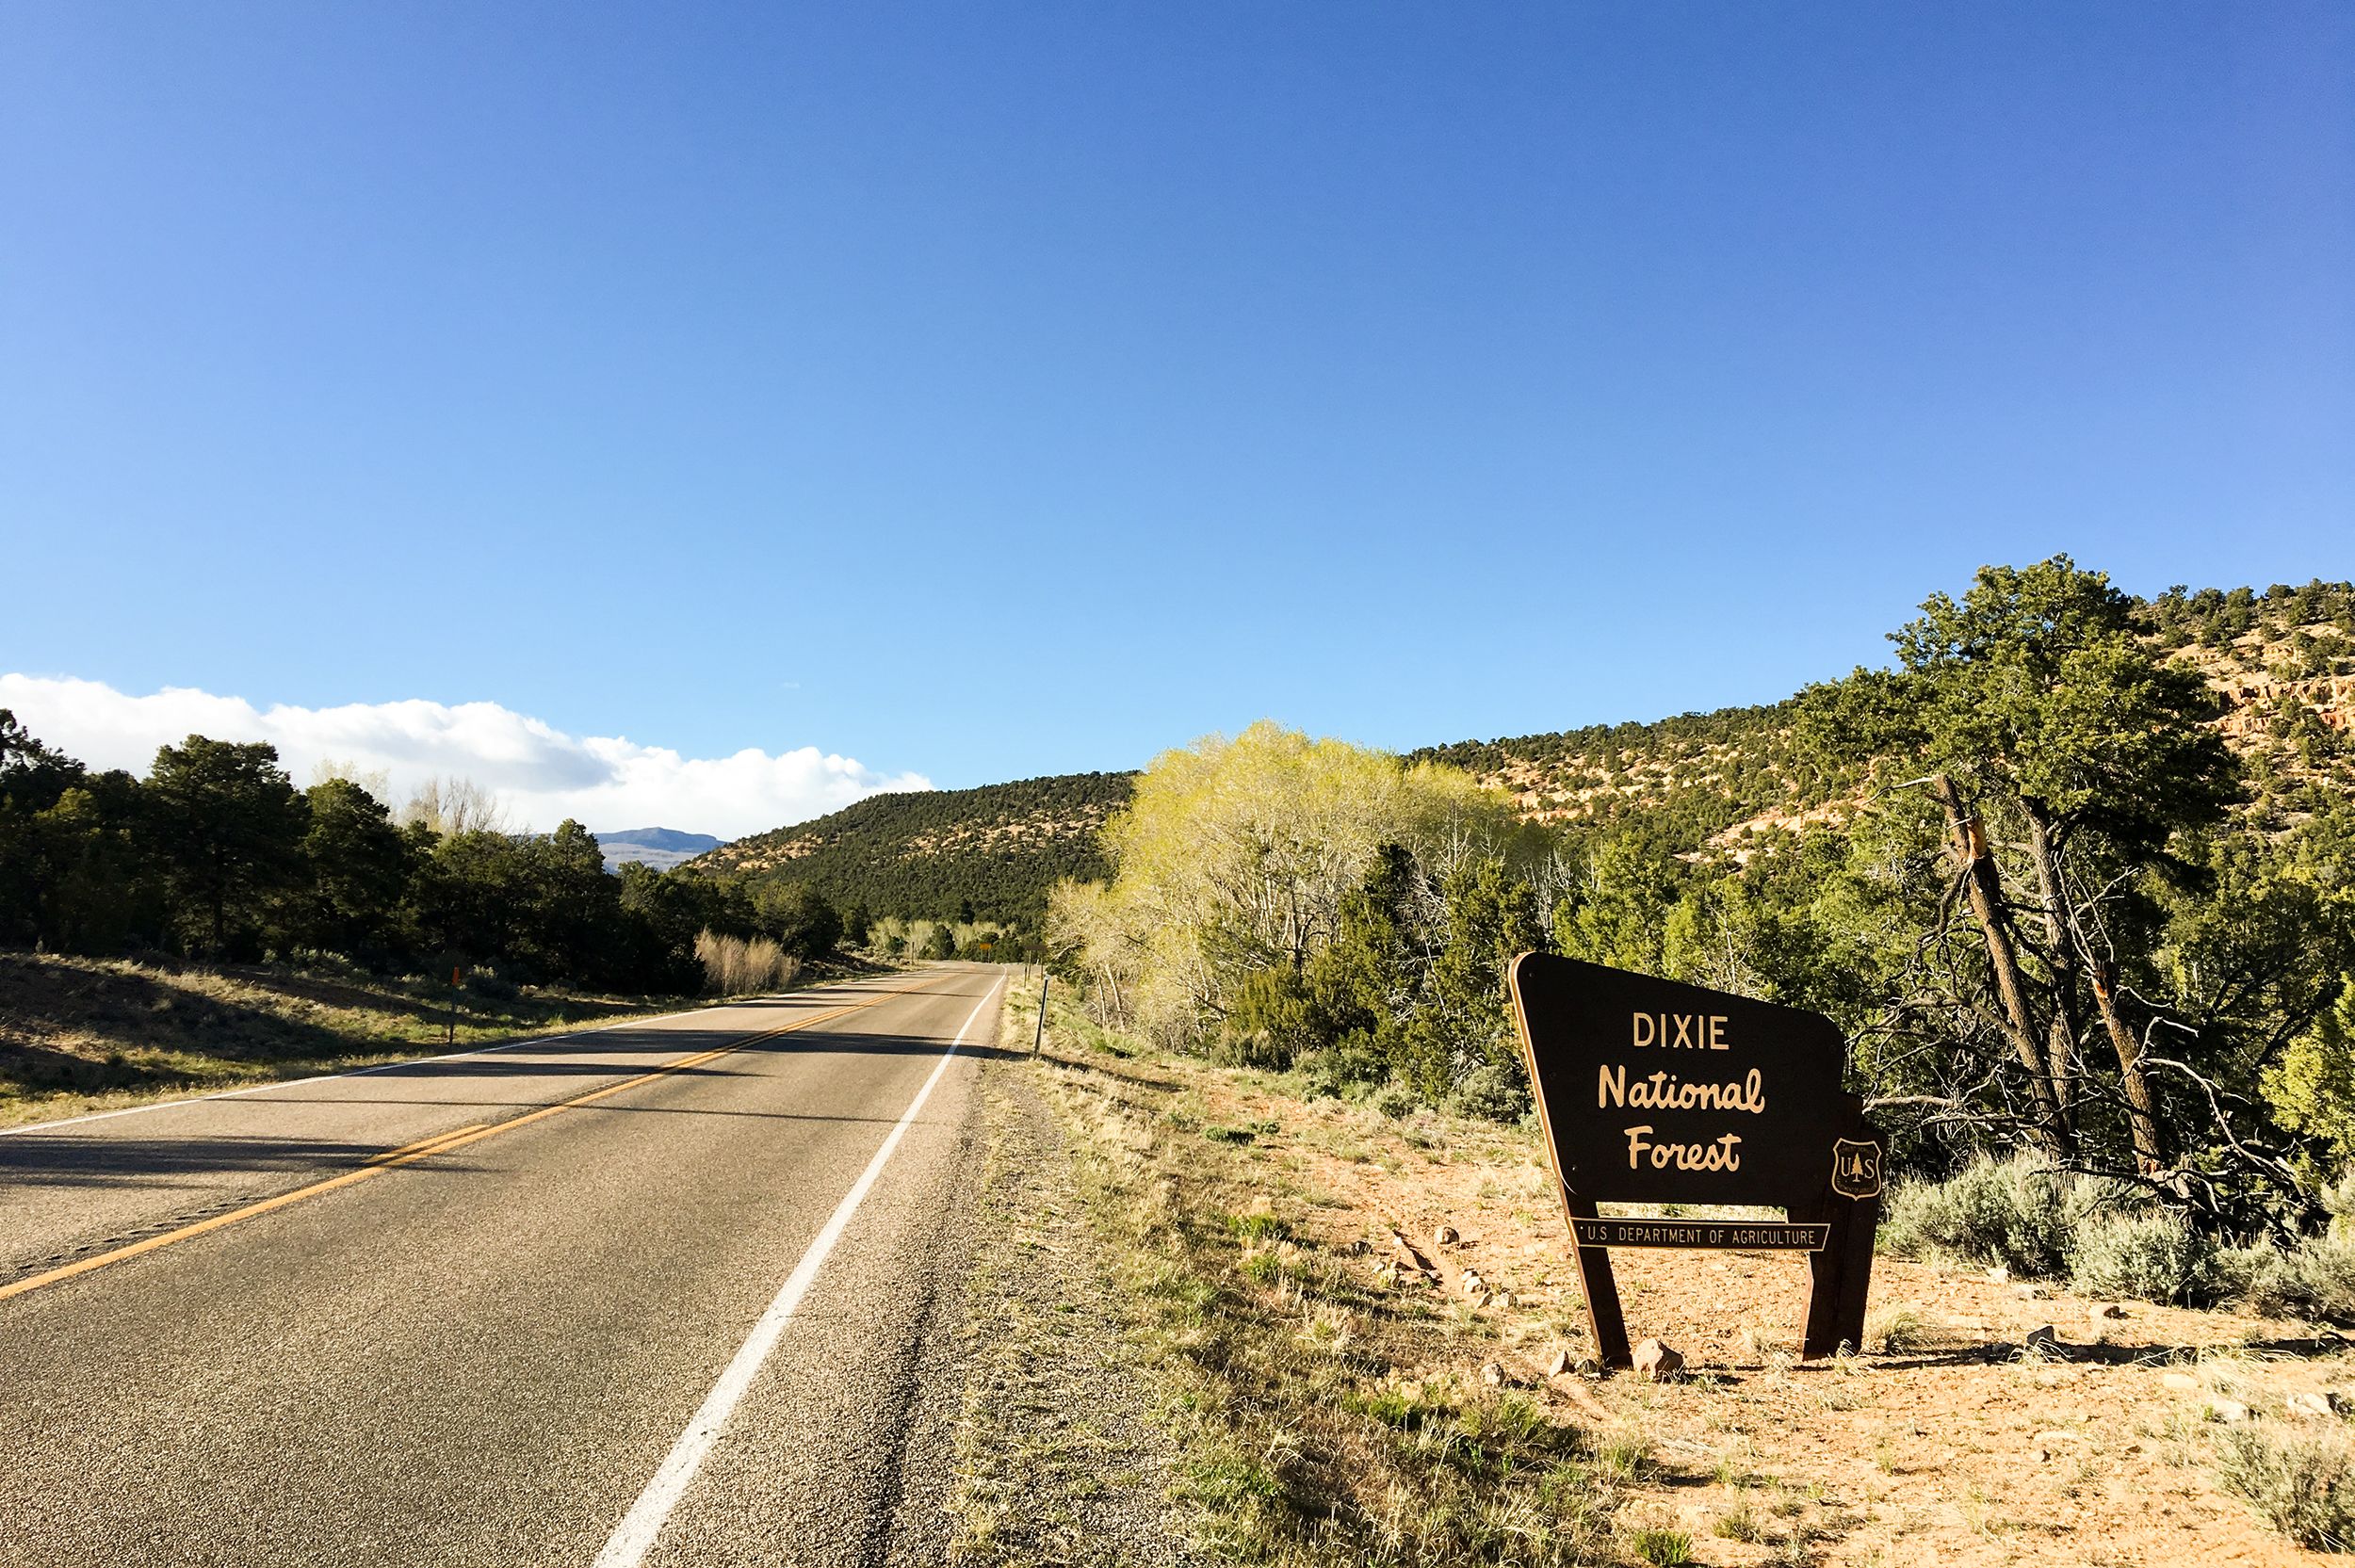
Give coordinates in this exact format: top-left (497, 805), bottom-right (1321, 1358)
top-left (943, 1053), bottom-right (1193, 1567)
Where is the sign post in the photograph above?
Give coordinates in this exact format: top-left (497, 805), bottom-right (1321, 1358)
top-left (1506, 953), bottom-right (1882, 1366)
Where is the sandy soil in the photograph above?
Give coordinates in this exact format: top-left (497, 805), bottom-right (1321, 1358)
top-left (1155, 1056), bottom-right (2351, 1567)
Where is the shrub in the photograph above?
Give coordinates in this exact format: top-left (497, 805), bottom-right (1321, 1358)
top-left (2215, 1238), bottom-right (2355, 1322)
top-left (1218, 966), bottom-right (1313, 1070)
top-left (285, 947), bottom-right (367, 980)
top-left (2070, 1209), bottom-right (2210, 1305)
top-left (1880, 1154), bottom-right (2097, 1277)
top-left (693, 929), bottom-right (801, 995)
top-left (1293, 1041), bottom-right (1383, 1100)
top-left (1447, 1062), bottom-right (1531, 1123)
top-left (2213, 1427), bottom-right (2355, 1549)
top-left (462, 965), bottom-right (520, 1001)
top-left (1370, 1081), bottom-right (1421, 1119)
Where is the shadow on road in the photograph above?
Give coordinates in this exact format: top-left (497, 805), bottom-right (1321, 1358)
top-left (1, 1018), bottom-right (1015, 1189)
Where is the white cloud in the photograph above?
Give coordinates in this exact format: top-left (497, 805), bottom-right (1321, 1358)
top-left (0, 674), bottom-right (932, 840)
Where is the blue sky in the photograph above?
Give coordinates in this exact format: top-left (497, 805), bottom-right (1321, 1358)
top-left (4, 4), bottom-right (2349, 832)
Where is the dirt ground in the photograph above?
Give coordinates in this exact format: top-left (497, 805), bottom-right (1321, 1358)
top-left (1130, 1050), bottom-right (2351, 1567)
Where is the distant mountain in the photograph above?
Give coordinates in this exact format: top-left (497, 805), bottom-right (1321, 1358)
top-left (693, 773), bottom-right (1134, 926)
top-left (594, 827), bottom-right (723, 872)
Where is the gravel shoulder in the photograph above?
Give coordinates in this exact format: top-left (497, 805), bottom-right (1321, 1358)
top-left (945, 1049), bottom-right (1194, 1567)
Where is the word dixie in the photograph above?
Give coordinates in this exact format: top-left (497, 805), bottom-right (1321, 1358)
top-left (1630, 1011), bottom-right (1731, 1050)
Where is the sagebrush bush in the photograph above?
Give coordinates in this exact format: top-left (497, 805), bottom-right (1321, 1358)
top-left (1447, 1062), bottom-right (1530, 1123)
top-left (2214, 1426), bottom-right (2355, 1549)
top-left (2214, 1238), bottom-right (2355, 1322)
top-left (1880, 1154), bottom-right (2098, 1277)
top-left (2070, 1209), bottom-right (2208, 1304)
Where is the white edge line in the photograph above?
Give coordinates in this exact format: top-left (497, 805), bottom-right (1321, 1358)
top-left (0, 978), bottom-right (891, 1139)
top-left (591, 977), bottom-right (1003, 1568)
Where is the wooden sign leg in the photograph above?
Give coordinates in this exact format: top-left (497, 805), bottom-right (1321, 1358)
top-left (1800, 1200), bottom-right (1850, 1359)
top-left (1832, 1185), bottom-right (1882, 1352)
top-left (1802, 1107), bottom-right (1885, 1359)
top-left (1562, 1193), bottom-right (1631, 1368)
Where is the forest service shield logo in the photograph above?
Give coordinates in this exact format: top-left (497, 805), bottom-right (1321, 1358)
top-left (1830, 1139), bottom-right (1883, 1200)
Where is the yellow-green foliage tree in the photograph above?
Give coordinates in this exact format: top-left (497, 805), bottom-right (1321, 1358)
top-left (1050, 720), bottom-right (1508, 1048)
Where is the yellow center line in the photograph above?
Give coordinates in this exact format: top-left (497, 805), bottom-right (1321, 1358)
top-left (0, 973), bottom-right (964, 1305)
top-left (365, 1123), bottom-right (492, 1165)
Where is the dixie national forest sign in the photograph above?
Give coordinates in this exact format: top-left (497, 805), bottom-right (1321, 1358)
top-left (1506, 953), bottom-right (1885, 1365)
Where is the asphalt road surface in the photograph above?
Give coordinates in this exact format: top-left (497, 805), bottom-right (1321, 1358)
top-left (0, 964), bottom-right (1011, 1567)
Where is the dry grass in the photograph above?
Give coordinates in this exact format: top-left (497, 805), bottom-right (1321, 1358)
top-left (692, 929), bottom-right (802, 994)
top-left (1006, 976), bottom-right (1657, 1566)
top-left (0, 950), bottom-right (680, 1127)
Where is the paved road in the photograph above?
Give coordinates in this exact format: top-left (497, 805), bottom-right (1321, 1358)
top-left (0, 964), bottom-right (1010, 1567)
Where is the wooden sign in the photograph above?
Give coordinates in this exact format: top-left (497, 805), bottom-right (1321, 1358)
top-left (1507, 953), bottom-right (1883, 1366)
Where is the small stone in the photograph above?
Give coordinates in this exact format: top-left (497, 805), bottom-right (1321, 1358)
top-left (2033, 1447), bottom-right (2053, 1464)
top-left (1543, 1350), bottom-right (1574, 1377)
top-left (1434, 1224), bottom-right (1461, 1247)
top-left (2212, 1398), bottom-right (2250, 1424)
top-left (2162, 1371), bottom-right (2200, 1392)
top-left (2090, 1302), bottom-right (2126, 1320)
top-left (2024, 1324), bottom-right (2060, 1353)
top-left (1632, 1337), bottom-right (1685, 1381)
top-left (1494, 1291), bottom-right (1516, 1310)
top-left (1480, 1361), bottom-right (1507, 1388)
top-left (2012, 1283), bottom-right (2047, 1299)
top-left (2287, 1391), bottom-right (2337, 1419)
top-left (1986, 1264), bottom-right (2011, 1285)
top-left (1461, 1270), bottom-right (1486, 1298)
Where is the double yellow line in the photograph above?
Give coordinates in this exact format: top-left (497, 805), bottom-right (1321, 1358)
top-left (0, 974), bottom-right (956, 1305)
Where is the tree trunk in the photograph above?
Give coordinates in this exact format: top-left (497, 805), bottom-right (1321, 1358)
top-left (2022, 803), bottom-right (2167, 1175)
top-left (1925, 775), bottom-right (2071, 1158)
top-left (2089, 961), bottom-right (2168, 1174)
top-left (2022, 808), bottom-right (2084, 1133)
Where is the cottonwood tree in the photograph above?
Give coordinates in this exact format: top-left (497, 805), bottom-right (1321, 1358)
top-left (398, 776), bottom-right (508, 836)
top-left (1052, 721), bottom-right (1503, 1047)
top-left (1802, 558), bottom-right (2237, 1179)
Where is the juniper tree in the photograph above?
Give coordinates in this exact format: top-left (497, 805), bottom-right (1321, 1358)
top-left (1802, 557), bottom-right (2236, 1175)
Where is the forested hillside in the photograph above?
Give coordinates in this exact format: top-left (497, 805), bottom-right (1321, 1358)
top-left (1414, 578), bottom-right (2355, 854)
top-left (695, 771), bottom-right (1133, 926)
top-left (696, 581), bottom-right (2355, 935)
top-left (1045, 565), bottom-right (2355, 1242)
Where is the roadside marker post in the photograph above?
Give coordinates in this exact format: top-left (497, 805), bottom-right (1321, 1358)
top-left (447, 965), bottom-right (463, 1048)
top-left (1032, 970), bottom-right (1049, 1055)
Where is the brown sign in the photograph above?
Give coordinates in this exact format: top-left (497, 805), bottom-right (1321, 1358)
top-left (1508, 953), bottom-right (1884, 1366)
